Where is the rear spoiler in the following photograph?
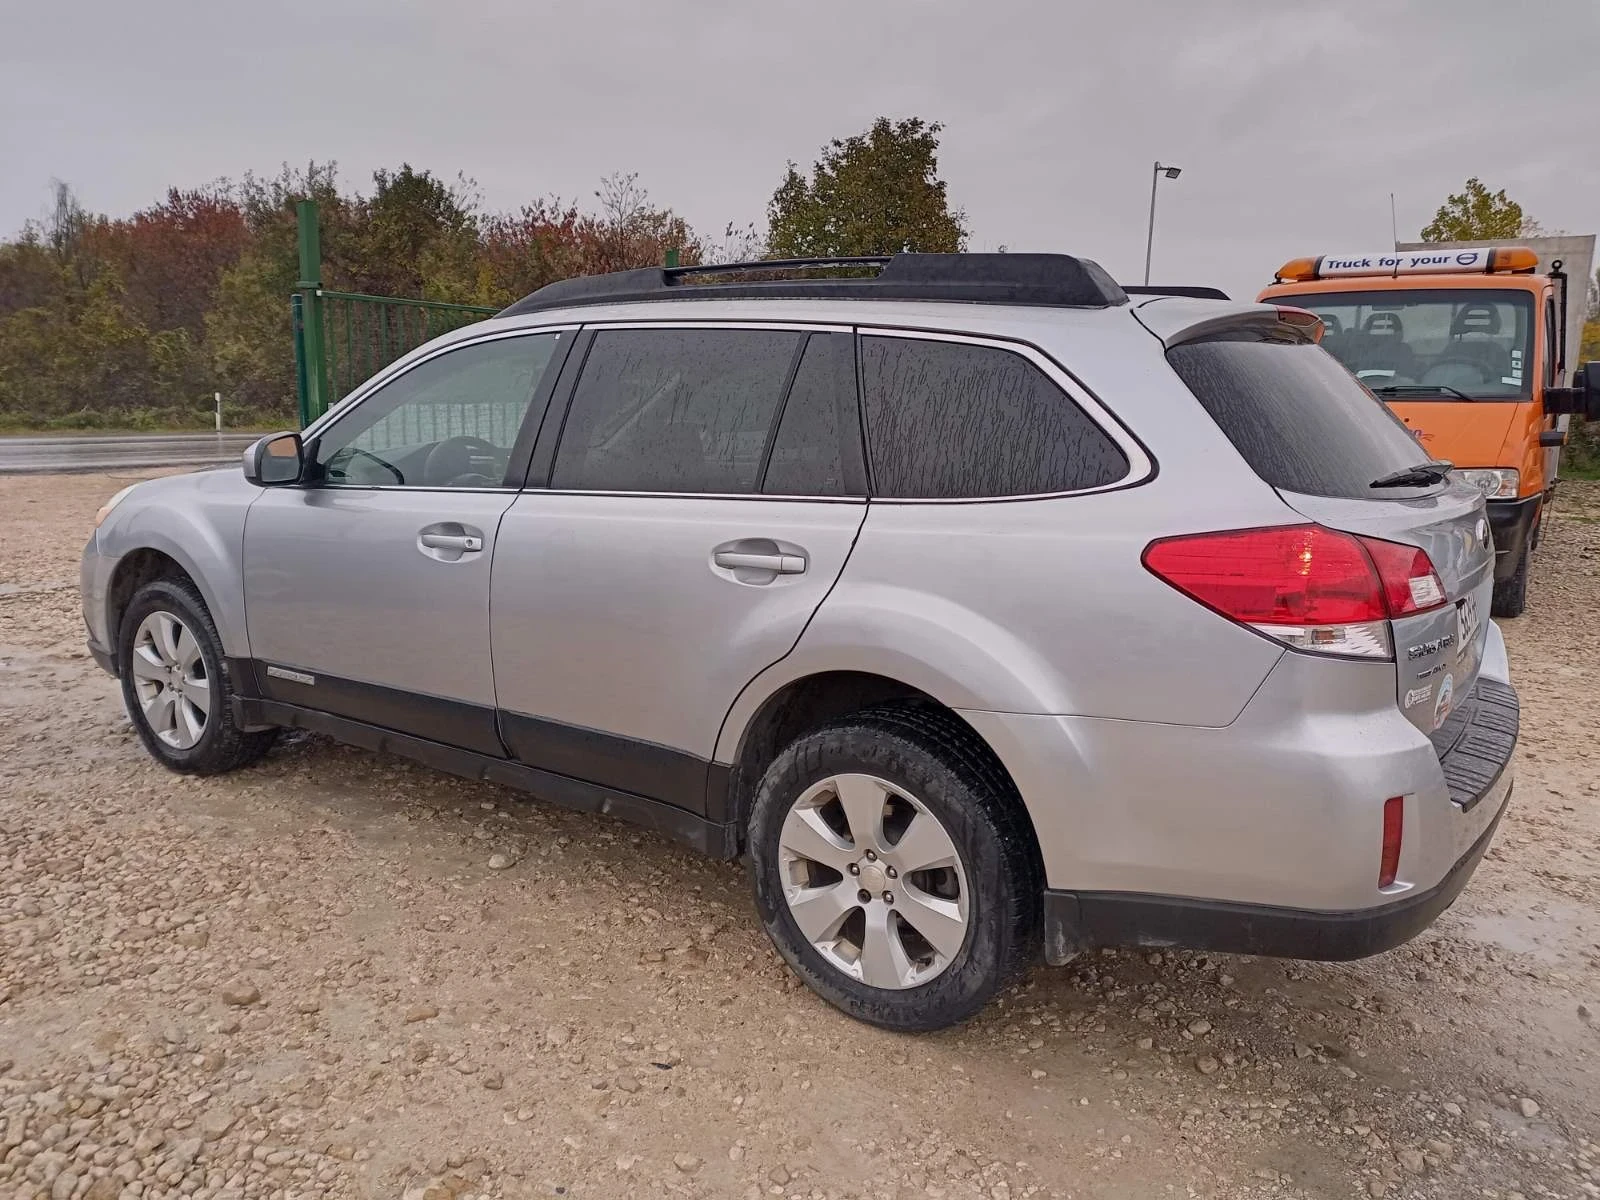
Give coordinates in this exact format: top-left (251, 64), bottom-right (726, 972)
top-left (1132, 299), bottom-right (1324, 348)
top-left (1123, 285), bottom-right (1230, 300)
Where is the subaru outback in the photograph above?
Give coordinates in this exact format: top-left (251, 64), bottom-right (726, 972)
top-left (82, 254), bottom-right (1518, 1031)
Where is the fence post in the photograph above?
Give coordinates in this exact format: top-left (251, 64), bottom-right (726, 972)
top-left (295, 200), bottom-right (326, 426)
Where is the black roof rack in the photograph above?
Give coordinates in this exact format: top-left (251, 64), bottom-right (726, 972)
top-left (499, 253), bottom-right (1128, 317)
top-left (1124, 284), bottom-right (1231, 300)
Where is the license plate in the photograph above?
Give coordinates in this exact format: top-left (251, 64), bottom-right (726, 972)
top-left (1457, 592), bottom-right (1481, 649)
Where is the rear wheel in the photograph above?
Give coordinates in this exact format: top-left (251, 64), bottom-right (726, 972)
top-left (118, 580), bottom-right (276, 774)
top-left (748, 707), bottom-right (1039, 1031)
top-left (1491, 545), bottom-right (1529, 618)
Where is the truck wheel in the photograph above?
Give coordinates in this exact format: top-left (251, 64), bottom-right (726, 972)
top-left (1491, 546), bottom-right (1529, 619)
top-left (118, 579), bottom-right (277, 775)
top-left (748, 706), bottom-right (1039, 1032)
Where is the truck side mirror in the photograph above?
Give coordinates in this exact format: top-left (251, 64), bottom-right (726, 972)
top-left (243, 432), bottom-right (304, 486)
top-left (1581, 363), bottom-right (1600, 420)
top-left (1545, 363), bottom-right (1600, 420)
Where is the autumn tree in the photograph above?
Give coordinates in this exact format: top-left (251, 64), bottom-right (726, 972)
top-left (1421, 178), bottom-right (1540, 242)
top-left (87, 185), bottom-right (251, 337)
top-left (767, 118), bottom-right (967, 258)
top-left (476, 174), bottom-right (703, 307)
top-left (0, 230), bottom-right (64, 318)
top-left (349, 165), bottom-right (480, 301)
top-left (0, 162), bottom-right (710, 428)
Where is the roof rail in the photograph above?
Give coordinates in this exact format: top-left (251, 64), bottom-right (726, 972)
top-left (499, 253), bottom-right (1129, 317)
top-left (1124, 285), bottom-right (1231, 300)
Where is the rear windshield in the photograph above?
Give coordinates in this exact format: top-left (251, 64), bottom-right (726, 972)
top-left (1168, 337), bottom-right (1434, 498)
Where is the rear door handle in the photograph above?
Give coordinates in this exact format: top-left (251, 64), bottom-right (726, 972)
top-left (713, 551), bottom-right (806, 574)
top-left (420, 532), bottom-right (483, 552)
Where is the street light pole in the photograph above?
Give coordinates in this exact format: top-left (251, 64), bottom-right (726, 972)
top-left (1143, 161), bottom-right (1182, 285)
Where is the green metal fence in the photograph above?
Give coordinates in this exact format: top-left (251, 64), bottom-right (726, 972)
top-left (292, 200), bottom-right (498, 427)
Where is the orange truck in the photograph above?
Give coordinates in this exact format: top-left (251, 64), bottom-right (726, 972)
top-left (1260, 240), bottom-right (1600, 616)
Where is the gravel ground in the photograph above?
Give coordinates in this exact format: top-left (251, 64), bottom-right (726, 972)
top-left (1, 471), bottom-right (1597, 1200)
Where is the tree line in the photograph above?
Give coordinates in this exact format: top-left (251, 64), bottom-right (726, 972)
top-left (1, 122), bottom-right (1595, 444)
top-left (0, 118), bottom-right (963, 431)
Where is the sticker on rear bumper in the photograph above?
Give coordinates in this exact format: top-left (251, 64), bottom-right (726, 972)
top-left (1433, 674), bottom-right (1454, 730)
top-left (1404, 684), bottom-right (1432, 709)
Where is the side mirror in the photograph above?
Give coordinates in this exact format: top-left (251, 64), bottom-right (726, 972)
top-left (1582, 362), bottom-right (1600, 420)
top-left (1545, 363), bottom-right (1600, 419)
top-left (243, 432), bottom-right (304, 487)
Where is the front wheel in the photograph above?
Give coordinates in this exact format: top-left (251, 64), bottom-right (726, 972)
top-left (118, 579), bottom-right (276, 774)
top-left (748, 707), bottom-right (1039, 1032)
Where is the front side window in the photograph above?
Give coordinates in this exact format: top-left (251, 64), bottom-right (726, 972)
top-left (553, 328), bottom-right (802, 494)
top-left (861, 336), bottom-right (1128, 499)
top-left (316, 333), bottom-right (560, 487)
top-left (1298, 289), bottom-right (1534, 400)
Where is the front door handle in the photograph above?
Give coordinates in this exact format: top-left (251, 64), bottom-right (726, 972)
top-left (420, 532), bottom-right (483, 552)
top-left (713, 550), bottom-right (806, 574)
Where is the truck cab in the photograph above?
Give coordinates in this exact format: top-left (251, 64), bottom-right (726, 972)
top-left (1260, 246), bottom-right (1600, 617)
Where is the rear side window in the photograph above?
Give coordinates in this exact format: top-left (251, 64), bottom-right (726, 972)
top-left (553, 328), bottom-right (801, 493)
top-left (1167, 338), bottom-right (1432, 498)
top-left (762, 332), bottom-right (864, 497)
top-left (861, 336), bottom-right (1128, 499)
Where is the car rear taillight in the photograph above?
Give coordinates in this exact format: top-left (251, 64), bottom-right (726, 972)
top-left (1379, 796), bottom-right (1404, 888)
top-left (1142, 524), bottom-right (1446, 659)
top-left (1359, 537), bottom-right (1446, 615)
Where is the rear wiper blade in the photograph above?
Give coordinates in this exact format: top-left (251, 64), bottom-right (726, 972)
top-left (1370, 460), bottom-right (1454, 489)
top-left (1370, 384), bottom-right (1475, 401)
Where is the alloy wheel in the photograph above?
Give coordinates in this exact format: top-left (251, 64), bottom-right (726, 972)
top-left (129, 610), bottom-right (210, 750)
top-left (776, 773), bottom-right (970, 989)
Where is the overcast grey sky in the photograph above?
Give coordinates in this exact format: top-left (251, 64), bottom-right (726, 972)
top-left (3, 0), bottom-right (1596, 300)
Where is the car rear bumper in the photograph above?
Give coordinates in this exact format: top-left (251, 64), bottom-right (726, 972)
top-left (963, 623), bottom-right (1517, 961)
top-left (1041, 774), bottom-right (1508, 962)
top-left (1487, 495), bottom-right (1539, 581)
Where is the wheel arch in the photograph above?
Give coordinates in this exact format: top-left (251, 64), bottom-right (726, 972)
top-left (99, 527), bottom-right (248, 657)
top-left (720, 669), bottom-right (1046, 880)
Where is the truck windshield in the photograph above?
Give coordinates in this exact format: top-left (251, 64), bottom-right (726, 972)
top-left (1293, 289), bottom-right (1534, 400)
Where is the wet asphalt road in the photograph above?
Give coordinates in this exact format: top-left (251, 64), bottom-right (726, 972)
top-left (0, 433), bottom-right (259, 474)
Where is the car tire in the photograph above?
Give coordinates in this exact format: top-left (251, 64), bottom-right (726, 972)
top-left (748, 705), bottom-right (1040, 1032)
top-left (117, 579), bottom-right (277, 775)
top-left (1491, 545), bottom-right (1528, 618)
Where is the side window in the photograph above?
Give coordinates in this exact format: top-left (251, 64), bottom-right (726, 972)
top-left (1545, 298), bottom-right (1558, 387)
top-left (317, 333), bottom-right (560, 488)
top-left (860, 336), bottom-right (1129, 499)
top-left (761, 332), bottom-right (864, 497)
top-left (553, 328), bottom-right (801, 494)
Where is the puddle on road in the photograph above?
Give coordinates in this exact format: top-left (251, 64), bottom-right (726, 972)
top-left (1453, 901), bottom-right (1590, 964)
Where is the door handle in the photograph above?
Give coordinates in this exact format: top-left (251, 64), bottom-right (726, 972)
top-left (713, 551), bottom-right (806, 574)
top-left (420, 532), bottom-right (483, 552)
